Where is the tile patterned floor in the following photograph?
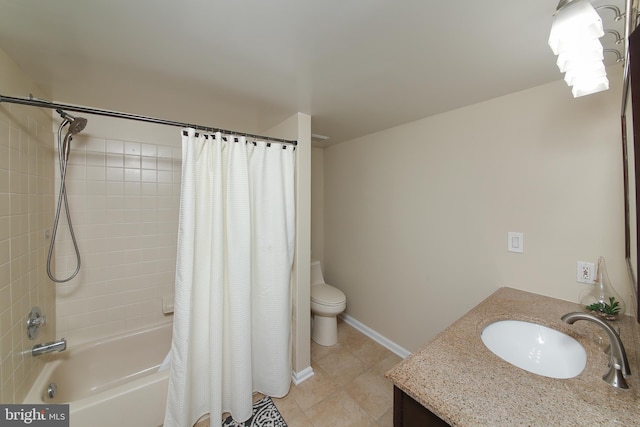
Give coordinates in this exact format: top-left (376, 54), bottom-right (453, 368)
top-left (273, 319), bottom-right (401, 427)
top-left (195, 318), bottom-right (402, 427)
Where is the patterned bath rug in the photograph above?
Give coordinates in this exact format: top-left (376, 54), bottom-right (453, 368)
top-left (221, 396), bottom-right (287, 427)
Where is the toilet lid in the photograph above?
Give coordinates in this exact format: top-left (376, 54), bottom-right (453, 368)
top-left (311, 284), bottom-right (346, 306)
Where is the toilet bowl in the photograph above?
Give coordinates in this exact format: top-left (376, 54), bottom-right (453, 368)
top-left (310, 260), bottom-right (346, 346)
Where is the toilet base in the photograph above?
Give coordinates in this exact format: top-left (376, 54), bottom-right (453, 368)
top-left (312, 314), bottom-right (338, 346)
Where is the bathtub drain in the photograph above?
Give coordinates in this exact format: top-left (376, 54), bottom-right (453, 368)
top-left (47, 382), bottom-right (57, 399)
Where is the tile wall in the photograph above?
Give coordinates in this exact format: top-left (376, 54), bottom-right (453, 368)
top-left (0, 104), bottom-right (56, 404)
top-left (53, 134), bottom-right (181, 343)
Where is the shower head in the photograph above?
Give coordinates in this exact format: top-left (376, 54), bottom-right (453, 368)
top-left (56, 109), bottom-right (87, 163)
top-left (67, 116), bottom-right (87, 135)
top-left (56, 109), bottom-right (88, 135)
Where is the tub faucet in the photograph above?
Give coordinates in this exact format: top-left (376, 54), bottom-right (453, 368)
top-left (561, 312), bottom-right (630, 389)
top-left (32, 338), bottom-right (67, 357)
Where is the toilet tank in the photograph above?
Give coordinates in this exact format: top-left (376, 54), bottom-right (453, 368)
top-left (310, 260), bottom-right (325, 286)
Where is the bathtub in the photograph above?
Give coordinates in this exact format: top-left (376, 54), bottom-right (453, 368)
top-left (24, 322), bottom-right (172, 427)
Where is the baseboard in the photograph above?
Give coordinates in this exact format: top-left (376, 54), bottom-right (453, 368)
top-left (291, 366), bottom-right (315, 385)
top-left (340, 313), bottom-right (411, 359)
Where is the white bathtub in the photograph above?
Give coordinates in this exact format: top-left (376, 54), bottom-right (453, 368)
top-left (24, 322), bottom-right (172, 427)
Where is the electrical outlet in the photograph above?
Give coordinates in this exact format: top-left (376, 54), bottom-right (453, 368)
top-left (577, 261), bottom-right (595, 284)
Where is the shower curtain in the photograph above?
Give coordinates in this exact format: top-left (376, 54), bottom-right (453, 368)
top-left (164, 129), bottom-right (296, 426)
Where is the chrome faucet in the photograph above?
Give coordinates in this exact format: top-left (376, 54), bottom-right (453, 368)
top-left (561, 312), bottom-right (630, 389)
top-left (32, 338), bottom-right (67, 357)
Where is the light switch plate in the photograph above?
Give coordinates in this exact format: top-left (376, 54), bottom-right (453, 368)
top-left (508, 232), bottom-right (524, 253)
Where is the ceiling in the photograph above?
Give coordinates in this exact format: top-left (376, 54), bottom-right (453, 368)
top-left (0, 0), bottom-right (628, 146)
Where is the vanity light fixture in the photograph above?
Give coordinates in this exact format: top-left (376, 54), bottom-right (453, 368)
top-left (549, 0), bottom-right (616, 97)
top-left (604, 29), bottom-right (624, 44)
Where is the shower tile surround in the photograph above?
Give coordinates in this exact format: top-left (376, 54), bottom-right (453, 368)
top-left (0, 103), bottom-right (56, 404)
top-left (53, 136), bottom-right (182, 343)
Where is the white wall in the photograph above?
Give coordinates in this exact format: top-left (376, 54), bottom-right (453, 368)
top-left (321, 70), bottom-right (631, 352)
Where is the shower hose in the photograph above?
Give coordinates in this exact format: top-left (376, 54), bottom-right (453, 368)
top-left (46, 119), bottom-right (81, 283)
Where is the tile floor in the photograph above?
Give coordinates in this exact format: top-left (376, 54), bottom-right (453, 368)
top-left (196, 318), bottom-right (402, 427)
top-left (271, 319), bottom-right (402, 427)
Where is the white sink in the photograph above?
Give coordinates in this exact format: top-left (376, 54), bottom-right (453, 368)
top-left (481, 320), bottom-right (587, 379)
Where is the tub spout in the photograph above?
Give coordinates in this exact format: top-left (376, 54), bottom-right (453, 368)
top-left (32, 338), bottom-right (66, 356)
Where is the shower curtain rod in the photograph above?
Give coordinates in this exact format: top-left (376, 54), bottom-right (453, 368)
top-left (0, 94), bottom-right (298, 146)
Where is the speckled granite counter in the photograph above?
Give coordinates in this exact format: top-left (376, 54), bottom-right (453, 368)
top-left (386, 287), bottom-right (640, 426)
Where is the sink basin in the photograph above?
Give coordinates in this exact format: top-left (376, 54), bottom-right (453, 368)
top-left (481, 320), bottom-right (587, 379)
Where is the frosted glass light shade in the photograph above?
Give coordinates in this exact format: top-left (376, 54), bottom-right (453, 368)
top-left (549, 0), bottom-right (604, 55)
top-left (556, 39), bottom-right (604, 72)
top-left (548, 0), bottom-right (610, 98)
top-left (571, 76), bottom-right (609, 97)
top-left (563, 61), bottom-right (606, 85)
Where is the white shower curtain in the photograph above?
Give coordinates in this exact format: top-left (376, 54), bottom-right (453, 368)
top-left (164, 129), bottom-right (296, 426)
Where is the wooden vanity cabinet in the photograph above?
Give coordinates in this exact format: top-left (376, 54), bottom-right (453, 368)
top-left (393, 386), bottom-right (450, 427)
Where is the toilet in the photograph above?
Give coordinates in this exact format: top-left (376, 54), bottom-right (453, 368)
top-left (310, 260), bottom-right (347, 346)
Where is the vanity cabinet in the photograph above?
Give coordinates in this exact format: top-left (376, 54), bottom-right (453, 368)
top-left (393, 386), bottom-right (449, 427)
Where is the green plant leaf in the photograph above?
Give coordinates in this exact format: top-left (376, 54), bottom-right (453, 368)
top-left (585, 297), bottom-right (620, 315)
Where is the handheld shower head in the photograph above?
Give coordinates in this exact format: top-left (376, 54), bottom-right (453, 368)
top-left (56, 109), bottom-right (88, 135)
top-left (56, 109), bottom-right (88, 164)
top-left (67, 116), bottom-right (87, 135)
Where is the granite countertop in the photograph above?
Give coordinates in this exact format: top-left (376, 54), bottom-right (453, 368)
top-left (386, 287), bottom-right (640, 426)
